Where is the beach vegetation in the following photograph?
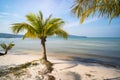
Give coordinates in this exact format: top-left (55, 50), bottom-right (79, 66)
top-left (0, 42), bottom-right (15, 55)
top-left (11, 11), bottom-right (68, 62)
top-left (0, 61), bottom-right (39, 77)
top-left (72, 0), bottom-right (120, 23)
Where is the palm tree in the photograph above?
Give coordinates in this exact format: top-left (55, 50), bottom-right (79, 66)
top-left (0, 42), bottom-right (15, 55)
top-left (11, 11), bottom-right (68, 61)
top-left (72, 0), bottom-right (120, 23)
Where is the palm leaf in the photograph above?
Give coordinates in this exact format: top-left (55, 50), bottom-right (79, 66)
top-left (7, 42), bottom-right (15, 50)
top-left (0, 42), bottom-right (15, 50)
top-left (11, 11), bottom-right (68, 39)
top-left (0, 43), bottom-right (7, 50)
top-left (55, 28), bottom-right (68, 39)
top-left (72, 0), bottom-right (120, 23)
top-left (26, 13), bottom-right (39, 27)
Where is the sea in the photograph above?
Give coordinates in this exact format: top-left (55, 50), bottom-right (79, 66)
top-left (0, 36), bottom-right (120, 67)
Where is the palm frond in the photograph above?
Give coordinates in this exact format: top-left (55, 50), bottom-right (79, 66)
top-left (0, 43), bottom-right (7, 50)
top-left (44, 14), bottom-right (52, 27)
top-left (0, 42), bottom-right (15, 50)
top-left (11, 11), bottom-right (68, 40)
top-left (11, 23), bottom-right (35, 33)
top-left (26, 13), bottom-right (39, 27)
top-left (11, 23), bottom-right (38, 39)
top-left (49, 18), bottom-right (62, 24)
top-left (7, 42), bottom-right (15, 50)
top-left (72, 0), bottom-right (120, 23)
top-left (45, 18), bottom-right (65, 37)
top-left (23, 30), bottom-right (38, 39)
top-left (38, 11), bottom-right (43, 21)
top-left (55, 28), bottom-right (68, 39)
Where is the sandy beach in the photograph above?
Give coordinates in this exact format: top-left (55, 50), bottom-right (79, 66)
top-left (0, 0), bottom-right (120, 80)
top-left (0, 53), bottom-right (120, 80)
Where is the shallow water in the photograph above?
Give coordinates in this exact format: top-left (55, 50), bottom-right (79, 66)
top-left (0, 37), bottom-right (120, 66)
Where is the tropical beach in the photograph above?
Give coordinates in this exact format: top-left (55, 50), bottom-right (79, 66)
top-left (0, 53), bottom-right (120, 80)
top-left (0, 0), bottom-right (120, 80)
top-left (0, 38), bottom-right (120, 80)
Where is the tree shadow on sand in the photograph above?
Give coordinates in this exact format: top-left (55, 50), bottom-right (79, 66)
top-left (68, 56), bottom-right (120, 69)
top-left (104, 77), bottom-right (120, 80)
top-left (54, 61), bottom-right (79, 71)
top-left (56, 71), bottom-right (81, 80)
top-left (67, 72), bottom-right (81, 80)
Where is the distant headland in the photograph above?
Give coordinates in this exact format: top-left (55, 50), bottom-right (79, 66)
top-left (0, 33), bottom-right (23, 38)
top-left (0, 33), bottom-right (87, 38)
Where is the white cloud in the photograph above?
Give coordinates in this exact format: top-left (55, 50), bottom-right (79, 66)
top-left (21, 0), bottom-right (72, 17)
top-left (83, 17), bottom-right (100, 24)
top-left (0, 12), bottom-right (21, 18)
top-left (64, 17), bottom-right (99, 28)
top-left (64, 21), bottom-right (79, 28)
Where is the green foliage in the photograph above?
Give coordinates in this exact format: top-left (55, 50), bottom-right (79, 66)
top-left (0, 61), bottom-right (39, 77)
top-left (0, 43), bottom-right (7, 49)
top-left (72, 0), bottom-right (120, 23)
top-left (13, 69), bottom-right (27, 77)
top-left (11, 11), bottom-right (68, 39)
top-left (11, 11), bottom-right (68, 62)
top-left (0, 42), bottom-right (15, 51)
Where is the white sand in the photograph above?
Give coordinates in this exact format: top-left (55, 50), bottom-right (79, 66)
top-left (51, 59), bottom-right (120, 80)
top-left (0, 54), bottom-right (120, 80)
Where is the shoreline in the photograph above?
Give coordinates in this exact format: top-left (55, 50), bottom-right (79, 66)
top-left (1, 52), bottom-right (120, 69)
top-left (0, 53), bottom-right (120, 80)
top-left (47, 53), bottom-right (120, 69)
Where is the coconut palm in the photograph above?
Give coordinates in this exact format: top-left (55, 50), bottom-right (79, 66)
top-left (72, 0), bottom-right (120, 23)
top-left (11, 11), bottom-right (68, 61)
top-left (0, 42), bottom-right (15, 55)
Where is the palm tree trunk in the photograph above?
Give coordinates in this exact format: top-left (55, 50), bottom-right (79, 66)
top-left (0, 52), bottom-right (5, 56)
top-left (0, 50), bottom-right (7, 56)
top-left (5, 49), bottom-right (8, 54)
top-left (41, 38), bottom-right (47, 61)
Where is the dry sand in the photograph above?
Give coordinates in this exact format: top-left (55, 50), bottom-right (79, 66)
top-left (0, 54), bottom-right (120, 80)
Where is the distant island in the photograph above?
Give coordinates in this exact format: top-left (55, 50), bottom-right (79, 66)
top-left (0, 33), bottom-right (23, 38)
top-left (0, 33), bottom-right (87, 38)
top-left (68, 35), bottom-right (87, 38)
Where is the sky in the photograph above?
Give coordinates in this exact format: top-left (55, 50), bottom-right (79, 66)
top-left (0, 0), bottom-right (120, 37)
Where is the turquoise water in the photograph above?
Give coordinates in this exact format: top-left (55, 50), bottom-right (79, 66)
top-left (0, 37), bottom-right (120, 66)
